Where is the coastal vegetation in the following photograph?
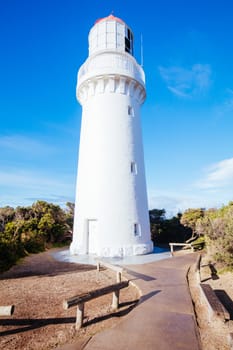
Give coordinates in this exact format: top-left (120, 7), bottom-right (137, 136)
top-left (150, 209), bottom-right (192, 245)
top-left (0, 201), bottom-right (73, 272)
top-left (151, 202), bottom-right (233, 269)
top-left (1, 200), bottom-right (233, 272)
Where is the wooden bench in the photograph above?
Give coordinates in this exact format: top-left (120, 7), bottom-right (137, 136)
top-left (200, 284), bottom-right (230, 322)
top-left (63, 281), bottom-right (129, 329)
top-left (0, 305), bottom-right (14, 316)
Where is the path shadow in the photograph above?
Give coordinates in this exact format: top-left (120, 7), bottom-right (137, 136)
top-left (215, 289), bottom-right (233, 320)
top-left (124, 268), bottom-right (156, 281)
top-left (83, 300), bottom-right (138, 327)
top-left (0, 316), bottom-right (76, 336)
top-left (201, 263), bottom-right (219, 282)
top-left (0, 300), bottom-right (140, 336)
top-left (84, 291), bottom-right (162, 327)
top-left (139, 290), bottom-right (162, 304)
top-left (0, 262), bottom-right (96, 280)
top-left (209, 263), bottom-right (219, 280)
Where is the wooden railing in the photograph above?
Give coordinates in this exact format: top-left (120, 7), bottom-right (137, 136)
top-left (96, 260), bottom-right (124, 282)
top-left (63, 281), bottom-right (129, 329)
top-left (63, 260), bottom-right (129, 329)
top-left (169, 242), bottom-right (194, 255)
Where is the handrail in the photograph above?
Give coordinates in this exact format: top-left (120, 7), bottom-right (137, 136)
top-left (169, 242), bottom-right (194, 255)
top-left (63, 281), bottom-right (129, 329)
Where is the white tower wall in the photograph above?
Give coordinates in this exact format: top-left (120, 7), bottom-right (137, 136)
top-left (70, 15), bottom-right (153, 257)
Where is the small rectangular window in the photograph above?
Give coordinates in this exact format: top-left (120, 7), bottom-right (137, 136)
top-left (134, 223), bottom-right (141, 237)
top-left (125, 37), bottom-right (131, 52)
top-left (128, 105), bottom-right (133, 116)
top-left (130, 162), bottom-right (137, 174)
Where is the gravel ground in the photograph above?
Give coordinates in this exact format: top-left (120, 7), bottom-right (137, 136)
top-left (2, 247), bottom-right (233, 350)
top-left (0, 248), bottom-right (139, 350)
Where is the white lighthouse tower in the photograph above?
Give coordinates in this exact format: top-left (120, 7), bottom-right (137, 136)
top-left (70, 15), bottom-right (153, 257)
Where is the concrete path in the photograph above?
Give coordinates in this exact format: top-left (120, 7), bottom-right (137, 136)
top-left (59, 253), bottom-right (201, 350)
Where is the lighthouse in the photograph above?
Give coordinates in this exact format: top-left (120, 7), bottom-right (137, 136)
top-left (70, 15), bottom-right (153, 257)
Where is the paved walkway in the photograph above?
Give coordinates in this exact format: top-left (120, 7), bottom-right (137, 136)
top-left (59, 253), bottom-right (201, 350)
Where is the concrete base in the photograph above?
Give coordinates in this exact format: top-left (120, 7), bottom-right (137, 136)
top-left (52, 246), bottom-right (170, 266)
top-left (70, 241), bottom-right (154, 258)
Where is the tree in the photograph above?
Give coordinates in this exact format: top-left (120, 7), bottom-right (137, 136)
top-left (180, 208), bottom-right (205, 239)
top-left (0, 206), bottom-right (15, 232)
top-left (66, 202), bottom-right (74, 216)
top-left (35, 202), bottom-right (67, 243)
top-left (150, 209), bottom-right (191, 245)
top-left (0, 200), bottom-right (72, 272)
top-left (64, 202), bottom-right (74, 239)
top-left (149, 209), bottom-right (166, 223)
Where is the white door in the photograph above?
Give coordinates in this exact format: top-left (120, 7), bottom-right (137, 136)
top-left (88, 219), bottom-right (98, 254)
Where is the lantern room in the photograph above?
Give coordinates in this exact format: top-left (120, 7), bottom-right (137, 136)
top-left (88, 14), bottom-right (134, 57)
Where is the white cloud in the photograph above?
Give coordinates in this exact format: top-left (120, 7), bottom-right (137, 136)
top-left (223, 96), bottom-right (233, 112)
top-left (148, 190), bottom-right (207, 217)
top-left (0, 134), bottom-right (56, 155)
top-left (147, 158), bottom-right (233, 216)
top-left (167, 86), bottom-right (189, 98)
top-left (0, 133), bottom-right (77, 207)
top-left (158, 64), bottom-right (212, 98)
top-left (196, 158), bottom-right (233, 189)
top-left (0, 168), bottom-right (75, 207)
top-left (215, 89), bottom-right (233, 117)
top-left (148, 190), bottom-right (230, 217)
top-left (0, 169), bottom-right (65, 189)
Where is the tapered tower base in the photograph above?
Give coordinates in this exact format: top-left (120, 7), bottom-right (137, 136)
top-left (70, 241), bottom-right (153, 257)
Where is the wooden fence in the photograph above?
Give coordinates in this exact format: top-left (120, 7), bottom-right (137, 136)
top-left (96, 260), bottom-right (124, 282)
top-left (169, 242), bottom-right (194, 255)
top-left (63, 281), bottom-right (129, 329)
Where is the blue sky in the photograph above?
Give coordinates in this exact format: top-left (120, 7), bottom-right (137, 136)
top-left (1, 0), bottom-right (233, 216)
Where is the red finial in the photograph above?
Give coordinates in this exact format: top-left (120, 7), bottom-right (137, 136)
top-left (95, 14), bottom-right (125, 25)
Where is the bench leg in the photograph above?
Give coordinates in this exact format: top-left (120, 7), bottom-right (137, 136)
top-left (76, 303), bottom-right (84, 330)
top-left (112, 290), bottom-right (120, 311)
top-left (117, 271), bottom-right (121, 283)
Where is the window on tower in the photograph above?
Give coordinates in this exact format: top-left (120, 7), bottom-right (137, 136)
top-left (130, 161), bottom-right (137, 174)
top-left (128, 105), bottom-right (134, 116)
top-left (125, 37), bottom-right (131, 53)
top-left (125, 28), bottom-right (134, 55)
top-left (134, 223), bottom-right (141, 237)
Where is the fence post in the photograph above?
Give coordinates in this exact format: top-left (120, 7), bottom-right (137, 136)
top-left (195, 254), bottom-right (201, 283)
top-left (76, 303), bottom-right (84, 330)
top-left (169, 243), bottom-right (174, 255)
top-left (112, 290), bottom-right (120, 311)
top-left (117, 271), bottom-right (121, 282)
